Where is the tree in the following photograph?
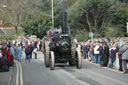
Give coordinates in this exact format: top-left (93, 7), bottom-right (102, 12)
top-left (67, 0), bottom-right (128, 37)
top-left (0, 0), bottom-right (29, 32)
top-left (119, 0), bottom-right (128, 3)
top-left (1, 0), bottom-right (128, 38)
top-left (68, 0), bottom-right (115, 35)
top-left (21, 14), bottom-right (52, 38)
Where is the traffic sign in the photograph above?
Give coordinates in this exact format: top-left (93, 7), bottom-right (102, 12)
top-left (89, 32), bottom-right (94, 42)
top-left (89, 32), bottom-right (93, 37)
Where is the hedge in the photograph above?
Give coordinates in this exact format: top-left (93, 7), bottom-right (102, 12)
top-left (0, 34), bottom-right (17, 40)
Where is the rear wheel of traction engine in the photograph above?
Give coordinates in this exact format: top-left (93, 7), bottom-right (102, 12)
top-left (44, 41), bottom-right (50, 67)
top-left (76, 50), bottom-right (82, 69)
top-left (50, 51), bottom-right (55, 70)
top-left (69, 43), bottom-right (76, 66)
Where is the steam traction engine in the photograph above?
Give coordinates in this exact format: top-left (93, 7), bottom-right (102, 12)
top-left (42, 12), bottom-right (82, 70)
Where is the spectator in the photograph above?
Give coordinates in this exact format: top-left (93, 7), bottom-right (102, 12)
top-left (77, 42), bottom-right (81, 51)
top-left (9, 45), bottom-right (15, 66)
top-left (30, 44), bottom-right (33, 59)
top-left (16, 44), bottom-right (22, 62)
top-left (32, 41), bottom-right (35, 48)
top-left (37, 41), bottom-right (39, 51)
top-left (1, 46), bottom-right (11, 69)
top-left (14, 44), bottom-right (17, 60)
top-left (33, 48), bottom-right (37, 59)
top-left (0, 50), bottom-right (2, 58)
top-left (86, 42), bottom-right (90, 60)
top-left (102, 42), bottom-right (109, 67)
top-left (25, 44), bottom-right (32, 64)
top-left (109, 44), bottom-right (118, 69)
top-left (39, 40), bottom-right (42, 51)
top-left (106, 37), bottom-right (110, 46)
top-left (81, 42), bottom-right (84, 58)
top-left (1, 46), bottom-right (9, 67)
top-left (118, 51), bottom-right (123, 71)
top-left (82, 42), bottom-right (88, 59)
top-left (98, 42), bottom-right (104, 65)
top-left (6, 47), bottom-right (11, 68)
top-left (94, 42), bottom-right (100, 64)
top-left (0, 50), bottom-right (4, 71)
top-left (0, 49), bottom-right (8, 72)
top-left (89, 44), bottom-right (95, 63)
top-left (22, 40), bottom-right (26, 48)
top-left (35, 41), bottom-right (37, 49)
top-left (119, 43), bottom-right (128, 73)
top-left (7, 40), bottom-right (11, 48)
top-left (73, 38), bottom-right (78, 46)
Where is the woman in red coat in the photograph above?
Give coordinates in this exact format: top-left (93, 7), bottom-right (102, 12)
top-left (6, 47), bottom-right (11, 68)
top-left (1, 46), bottom-right (11, 68)
top-left (6, 49), bottom-right (11, 61)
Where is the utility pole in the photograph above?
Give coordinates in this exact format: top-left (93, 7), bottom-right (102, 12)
top-left (0, 20), bottom-right (3, 26)
top-left (51, 0), bottom-right (54, 29)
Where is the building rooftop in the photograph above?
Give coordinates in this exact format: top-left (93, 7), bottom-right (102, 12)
top-left (0, 27), bottom-right (16, 34)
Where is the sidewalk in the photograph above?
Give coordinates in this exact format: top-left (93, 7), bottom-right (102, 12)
top-left (84, 59), bottom-right (124, 74)
top-left (0, 66), bottom-right (14, 85)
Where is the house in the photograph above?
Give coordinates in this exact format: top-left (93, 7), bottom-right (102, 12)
top-left (0, 26), bottom-right (16, 34)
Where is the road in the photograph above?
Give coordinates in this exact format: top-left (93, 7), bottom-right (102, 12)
top-left (16, 51), bottom-right (128, 85)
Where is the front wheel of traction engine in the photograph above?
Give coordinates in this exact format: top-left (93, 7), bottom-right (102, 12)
top-left (76, 50), bottom-right (82, 69)
top-left (44, 54), bottom-right (50, 67)
top-left (69, 43), bottom-right (76, 66)
top-left (50, 51), bottom-right (55, 70)
top-left (44, 41), bottom-right (50, 67)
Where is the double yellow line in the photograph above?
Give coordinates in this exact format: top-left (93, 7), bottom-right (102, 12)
top-left (15, 60), bottom-right (24, 85)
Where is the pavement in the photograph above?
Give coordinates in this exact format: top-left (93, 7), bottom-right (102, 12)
top-left (0, 51), bottom-right (128, 85)
top-left (0, 64), bottom-right (16, 85)
top-left (0, 68), bottom-right (12, 85)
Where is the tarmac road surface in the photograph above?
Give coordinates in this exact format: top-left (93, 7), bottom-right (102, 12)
top-left (15, 51), bottom-right (128, 85)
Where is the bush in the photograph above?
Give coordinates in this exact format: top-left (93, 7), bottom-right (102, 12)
top-left (21, 14), bottom-right (52, 38)
top-left (0, 34), bottom-right (17, 40)
top-left (75, 31), bottom-right (89, 42)
top-left (124, 32), bottom-right (128, 37)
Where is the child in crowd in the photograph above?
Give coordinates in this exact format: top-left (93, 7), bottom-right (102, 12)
top-left (0, 50), bottom-right (2, 58)
top-left (33, 48), bottom-right (37, 59)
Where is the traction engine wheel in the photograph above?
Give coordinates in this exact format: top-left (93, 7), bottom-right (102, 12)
top-left (69, 43), bottom-right (76, 66)
top-left (44, 41), bottom-right (50, 67)
top-left (76, 50), bottom-right (82, 69)
top-left (50, 51), bottom-right (55, 70)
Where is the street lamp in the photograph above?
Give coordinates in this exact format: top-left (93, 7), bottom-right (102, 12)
top-left (51, 0), bottom-right (54, 29)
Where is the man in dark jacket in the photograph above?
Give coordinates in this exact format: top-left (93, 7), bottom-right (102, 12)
top-left (82, 42), bottom-right (88, 59)
top-left (30, 44), bottom-right (33, 59)
top-left (98, 42), bottom-right (104, 65)
top-left (102, 42), bottom-right (109, 67)
top-left (118, 51), bottom-right (123, 71)
top-left (25, 44), bottom-right (32, 64)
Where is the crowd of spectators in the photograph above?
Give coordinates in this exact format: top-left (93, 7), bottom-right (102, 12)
top-left (74, 38), bottom-right (128, 74)
top-left (0, 39), bottom-right (42, 72)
